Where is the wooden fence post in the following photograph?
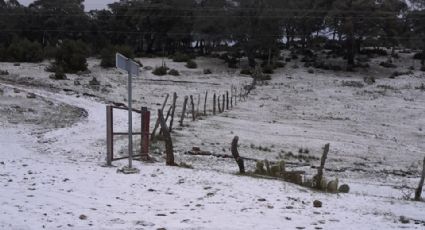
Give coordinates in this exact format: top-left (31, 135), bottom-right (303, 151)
top-left (197, 94), bottom-right (200, 116)
top-left (158, 109), bottom-right (176, 166)
top-left (204, 91), bottom-right (208, 116)
top-left (213, 93), bottom-right (216, 115)
top-left (226, 91), bottom-right (229, 110)
top-left (231, 136), bottom-right (245, 174)
top-left (106, 105), bottom-right (113, 166)
top-left (151, 94), bottom-right (170, 140)
top-left (415, 156), bottom-right (425, 201)
top-left (169, 92), bottom-right (177, 132)
top-left (314, 143), bottom-right (330, 189)
top-left (180, 96), bottom-right (188, 126)
top-left (218, 94), bottom-right (221, 113)
top-left (141, 107), bottom-right (150, 159)
top-left (190, 95), bottom-right (196, 121)
top-left (222, 94), bottom-right (225, 112)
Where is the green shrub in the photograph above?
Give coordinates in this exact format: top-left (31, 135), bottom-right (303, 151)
top-left (172, 52), bottom-right (191, 62)
top-left (168, 69), bottom-right (180, 76)
top-left (49, 40), bottom-right (88, 73)
top-left (152, 66), bottom-right (168, 76)
top-left (6, 38), bottom-right (43, 62)
top-left (186, 60), bottom-right (197, 69)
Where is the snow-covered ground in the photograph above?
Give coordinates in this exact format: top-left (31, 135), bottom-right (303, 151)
top-left (1, 54), bottom-right (425, 229)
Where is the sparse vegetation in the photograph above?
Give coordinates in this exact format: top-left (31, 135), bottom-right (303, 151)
top-left (168, 69), bottom-right (180, 76)
top-left (152, 66), bottom-right (168, 76)
top-left (186, 60), bottom-right (197, 69)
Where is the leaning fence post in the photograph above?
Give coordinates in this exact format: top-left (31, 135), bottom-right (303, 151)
top-left (415, 156), bottom-right (425, 201)
top-left (217, 94), bottom-right (221, 113)
top-left (314, 143), bottom-right (330, 189)
top-left (169, 92), bottom-right (177, 132)
top-left (190, 95), bottom-right (196, 121)
top-left (106, 105), bottom-right (114, 166)
top-left (180, 96), bottom-right (188, 126)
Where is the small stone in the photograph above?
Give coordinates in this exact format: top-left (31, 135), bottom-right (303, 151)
top-left (400, 216), bottom-right (410, 224)
top-left (79, 214), bottom-right (87, 220)
top-left (258, 198), bottom-right (266, 202)
top-left (338, 184), bottom-right (350, 193)
top-left (26, 93), bottom-right (36, 99)
top-left (313, 200), bottom-right (322, 208)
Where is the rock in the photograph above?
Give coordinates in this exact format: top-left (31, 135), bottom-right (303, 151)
top-left (363, 76), bottom-right (375, 85)
top-left (26, 93), bottom-right (36, 99)
top-left (257, 198), bottom-right (266, 202)
top-left (192, 146), bottom-right (201, 152)
top-left (380, 62), bottom-right (396, 68)
top-left (144, 66), bottom-right (153, 70)
top-left (13, 88), bottom-right (21, 93)
top-left (313, 200), bottom-right (322, 208)
top-left (89, 77), bottom-right (100, 86)
top-left (399, 216), bottom-right (410, 224)
top-left (79, 214), bottom-right (87, 220)
top-left (338, 184), bottom-right (350, 193)
top-left (327, 179), bottom-right (338, 193)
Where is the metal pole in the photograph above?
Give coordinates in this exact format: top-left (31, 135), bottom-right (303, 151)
top-left (127, 60), bottom-right (133, 168)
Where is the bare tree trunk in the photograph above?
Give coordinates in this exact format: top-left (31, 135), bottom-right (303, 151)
top-left (180, 96), bottom-right (188, 126)
top-left (231, 136), bottom-right (245, 174)
top-left (204, 91), bottom-right (208, 116)
top-left (158, 109), bottom-right (175, 166)
top-left (314, 143), bottom-right (330, 189)
top-left (415, 156), bottom-right (425, 201)
top-left (190, 95), bottom-right (195, 121)
top-left (169, 92), bottom-right (177, 132)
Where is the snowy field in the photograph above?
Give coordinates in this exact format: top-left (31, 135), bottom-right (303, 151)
top-left (1, 54), bottom-right (425, 229)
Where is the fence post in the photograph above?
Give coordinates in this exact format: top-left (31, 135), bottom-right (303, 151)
top-left (213, 93), bottom-right (216, 115)
top-left (222, 94), bottom-right (225, 112)
top-left (180, 96), bottom-right (188, 126)
top-left (141, 107), bottom-right (150, 158)
top-left (106, 105), bottom-right (113, 166)
top-left (204, 91), bottom-right (208, 116)
top-left (169, 92), bottom-right (177, 132)
top-left (226, 91), bottom-right (229, 110)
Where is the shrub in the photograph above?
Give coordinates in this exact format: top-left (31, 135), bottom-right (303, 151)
top-left (380, 61), bottom-right (397, 68)
top-left (0, 69), bottom-right (9, 75)
top-left (186, 60), bottom-right (197, 69)
top-left (6, 38), bottom-right (43, 62)
top-left (262, 65), bottom-right (274, 74)
top-left (49, 68), bottom-right (67, 80)
top-left (413, 52), bottom-right (424, 60)
top-left (240, 69), bottom-right (252, 75)
top-left (203, 69), bottom-right (212, 74)
top-left (43, 45), bottom-right (57, 59)
top-left (274, 62), bottom-right (286, 68)
top-left (100, 45), bottom-right (136, 68)
top-left (152, 66), bottom-right (168, 76)
top-left (49, 40), bottom-right (88, 73)
top-left (168, 69), bottom-right (180, 76)
top-left (308, 69), bottom-right (314, 74)
top-left (172, 52), bottom-right (191, 62)
top-left (228, 60), bottom-right (238, 68)
top-left (360, 48), bottom-right (388, 56)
